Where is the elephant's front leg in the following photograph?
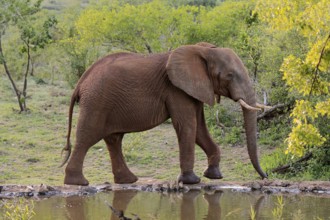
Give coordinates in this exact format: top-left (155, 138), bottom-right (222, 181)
top-left (172, 118), bottom-right (201, 184)
top-left (167, 90), bottom-right (201, 184)
top-left (196, 107), bottom-right (223, 179)
top-left (104, 134), bottom-right (138, 184)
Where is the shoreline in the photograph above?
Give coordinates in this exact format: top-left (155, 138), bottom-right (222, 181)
top-left (1, 180), bottom-right (330, 199)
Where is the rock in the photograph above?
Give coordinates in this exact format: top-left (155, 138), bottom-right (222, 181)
top-left (95, 183), bottom-right (112, 191)
top-left (37, 184), bottom-right (49, 193)
top-left (262, 186), bottom-right (278, 194)
top-left (82, 187), bottom-right (98, 194)
top-left (251, 182), bottom-right (261, 191)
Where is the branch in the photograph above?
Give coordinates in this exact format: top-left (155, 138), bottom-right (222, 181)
top-left (0, 34), bottom-right (24, 112)
top-left (257, 103), bottom-right (292, 121)
top-left (141, 36), bottom-right (153, 54)
top-left (272, 152), bottom-right (313, 174)
top-left (308, 32), bottom-right (330, 98)
top-left (105, 201), bottom-right (140, 220)
top-left (215, 109), bottom-right (225, 129)
top-left (23, 39), bottom-right (31, 98)
top-left (145, 43), bottom-right (153, 54)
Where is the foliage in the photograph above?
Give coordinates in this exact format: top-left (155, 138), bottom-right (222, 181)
top-left (1, 198), bottom-right (35, 220)
top-left (61, 1), bottom-right (261, 83)
top-left (249, 205), bottom-right (256, 220)
top-left (60, 1), bottom-right (203, 80)
top-left (204, 100), bottom-right (245, 145)
top-left (260, 145), bottom-right (292, 177)
top-left (188, 1), bottom-right (249, 47)
top-left (256, 0), bottom-right (330, 158)
top-left (0, 0), bottom-right (57, 111)
top-left (258, 115), bottom-right (291, 146)
top-left (272, 196), bottom-right (284, 220)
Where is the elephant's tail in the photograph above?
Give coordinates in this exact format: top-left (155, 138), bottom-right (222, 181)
top-left (59, 89), bottom-right (79, 168)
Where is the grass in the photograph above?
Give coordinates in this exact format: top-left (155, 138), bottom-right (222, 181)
top-left (0, 75), bottom-right (276, 186)
top-left (1, 198), bottom-right (35, 220)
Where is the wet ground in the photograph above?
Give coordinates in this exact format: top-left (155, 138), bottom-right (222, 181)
top-left (1, 180), bottom-right (329, 199)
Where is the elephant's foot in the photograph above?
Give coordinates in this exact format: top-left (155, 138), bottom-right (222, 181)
top-left (114, 172), bottom-right (138, 184)
top-left (203, 165), bottom-right (223, 179)
top-left (178, 171), bottom-right (201, 184)
top-left (64, 171), bottom-right (89, 186)
top-left (204, 191), bottom-right (222, 205)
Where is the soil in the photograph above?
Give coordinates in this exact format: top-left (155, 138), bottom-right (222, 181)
top-left (1, 179), bottom-right (329, 199)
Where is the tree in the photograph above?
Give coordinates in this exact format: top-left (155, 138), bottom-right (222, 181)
top-left (61, 1), bottom-right (201, 81)
top-left (256, 0), bottom-right (330, 174)
top-left (186, 1), bottom-right (248, 46)
top-left (0, 0), bottom-right (57, 112)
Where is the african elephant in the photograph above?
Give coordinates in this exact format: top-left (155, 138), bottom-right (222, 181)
top-left (60, 42), bottom-right (268, 185)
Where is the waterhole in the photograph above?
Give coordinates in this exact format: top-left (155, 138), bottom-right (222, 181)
top-left (8, 189), bottom-right (328, 220)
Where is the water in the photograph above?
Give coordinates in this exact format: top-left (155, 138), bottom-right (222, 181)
top-left (3, 189), bottom-right (330, 219)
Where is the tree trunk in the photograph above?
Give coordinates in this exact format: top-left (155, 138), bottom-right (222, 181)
top-left (22, 39), bottom-right (31, 110)
top-left (0, 35), bottom-right (25, 112)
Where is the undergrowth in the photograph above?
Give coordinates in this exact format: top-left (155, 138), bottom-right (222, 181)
top-left (1, 198), bottom-right (35, 220)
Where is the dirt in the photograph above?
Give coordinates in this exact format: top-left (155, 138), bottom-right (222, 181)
top-left (1, 179), bottom-right (329, 199)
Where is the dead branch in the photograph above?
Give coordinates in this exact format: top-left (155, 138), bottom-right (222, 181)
top-left (257, 103), bottom-right (292, 121)
top-left (272, 152), bottom-right (313, 174)
top-left (105, 201), bottom-right (141, 220)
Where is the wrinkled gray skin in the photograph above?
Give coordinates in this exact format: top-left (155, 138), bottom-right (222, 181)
top-left (60, 42), bottom-right (267, 185)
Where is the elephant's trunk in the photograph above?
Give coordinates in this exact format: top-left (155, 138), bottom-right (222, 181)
top-left (242, 95), bottom-right (268, 179)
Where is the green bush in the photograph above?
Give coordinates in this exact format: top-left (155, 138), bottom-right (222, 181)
top-left (204, 101), bottom-right (244, 145)
top-left (1, 198), bottom-right (35, 220)
top-left (258, 115), bottom-right (291, 146)
top-left (223, 126), bottom-right (243, 145)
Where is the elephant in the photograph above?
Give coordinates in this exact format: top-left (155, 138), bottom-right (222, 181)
top-left (60, 42), bottom-right (269, 186)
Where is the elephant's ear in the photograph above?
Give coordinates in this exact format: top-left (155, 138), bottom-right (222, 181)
top-left (195, 42), bottom-right (217, 48)
top-left (166, 45), bottom-right (215, 106)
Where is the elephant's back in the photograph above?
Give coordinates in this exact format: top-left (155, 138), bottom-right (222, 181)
top-left (76, 52), bottom-right (141, 87)
top-left (76, 52), bottom-right (171, 132)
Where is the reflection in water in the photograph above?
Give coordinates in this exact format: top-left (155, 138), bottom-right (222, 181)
top-left (110, 190), bottom-right (138, 220)
top-left (65, 195), bottom-right (88, 220)
top-left (26, 189), bottom-right (330, 220)
top-left (203, 191), bottom-right (222, 220)
top-left (63, 190), bottom-right (227, 220)
top-left (180, 190), bottom-right (199, 220)
top-left (253, 195), bottom-right (265, 220)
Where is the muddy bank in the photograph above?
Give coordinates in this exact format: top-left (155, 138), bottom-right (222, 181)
top-left (1, 180), bottom-right (329, 199)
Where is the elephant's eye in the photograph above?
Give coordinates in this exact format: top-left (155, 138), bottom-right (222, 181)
top-left (227, 72), bottom-right (234, 80)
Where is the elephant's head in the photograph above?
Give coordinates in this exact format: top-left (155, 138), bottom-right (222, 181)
top-left (166, 43), bottom-right (268, 179)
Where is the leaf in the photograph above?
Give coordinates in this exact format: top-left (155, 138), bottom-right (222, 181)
top-left (286, 123), bottom-right (326, 157)
top-left (315, 99), bottom-right (330, 117)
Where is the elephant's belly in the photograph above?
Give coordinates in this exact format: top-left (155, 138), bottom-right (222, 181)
top-left (106, 100), bottom-right (170, 133)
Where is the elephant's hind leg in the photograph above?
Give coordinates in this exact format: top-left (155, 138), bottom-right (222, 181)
top-left (64, 132), bottom-right (102, 186)
top-left (104, 134), bottom-right (138, 184)
top-left (64, 111), bottom-right (105, 186)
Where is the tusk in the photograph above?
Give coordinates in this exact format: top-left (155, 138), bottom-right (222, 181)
top-left (238, 99), bottom-right (261, 111)
top-left (256, 103), bottom-right (272, 110)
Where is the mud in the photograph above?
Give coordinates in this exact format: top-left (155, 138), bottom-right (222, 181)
top-left (1, 180), bottom-right (329, 199)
